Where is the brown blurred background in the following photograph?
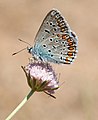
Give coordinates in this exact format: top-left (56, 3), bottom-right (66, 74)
top-left (0, 0), bottom-right (98, 120)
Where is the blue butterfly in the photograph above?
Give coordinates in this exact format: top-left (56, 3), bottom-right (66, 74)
top-left (28, 9), bottom-right (78, 64)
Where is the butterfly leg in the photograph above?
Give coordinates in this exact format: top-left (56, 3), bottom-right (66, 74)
top-left (28, 56), bottom-right (38, 63)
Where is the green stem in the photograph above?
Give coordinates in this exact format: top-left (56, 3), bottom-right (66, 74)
top-left (5, 90), bottom-right (35, 120)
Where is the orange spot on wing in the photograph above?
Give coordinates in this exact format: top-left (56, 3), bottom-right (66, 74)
top-left (67, 52), bottom-right (73, 56)
top-left (62, 34), bottom-right (67, 40)
top-left (68, 47), bottom-right (74, 50)
top-left (68, 42), bottom-right (73, 46)
top-left (65, 57), bottom-right (70, 61)
top-left (61, 28), bottom-right (65, 32)
top-left (67, 38), bottom-right (72, 42)
top-left (57, 34), bottom-right (60, 37)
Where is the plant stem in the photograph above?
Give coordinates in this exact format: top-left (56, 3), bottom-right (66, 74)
top-left (5, 90), bottom-right (35, 120)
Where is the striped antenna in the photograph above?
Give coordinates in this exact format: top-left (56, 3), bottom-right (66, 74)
top-left (12, 38), bottom-right (31, 56)
top-left (18, 38), bottom-right (31, 46)
top-left (12, 47), bottom-right (27, 56)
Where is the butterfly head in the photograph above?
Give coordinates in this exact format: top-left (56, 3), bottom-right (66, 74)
top-left (27, 47), bottom-right (31, 53)
top-left (27, 46), bottom-right (34, 54)
top-left (27, 46), bottom-right (37, 57)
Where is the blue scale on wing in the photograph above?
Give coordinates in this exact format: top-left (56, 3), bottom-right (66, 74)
top-left (35, 35), bottom-right (73, 64)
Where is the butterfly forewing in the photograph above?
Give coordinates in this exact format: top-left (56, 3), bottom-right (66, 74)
top-left (32, 9), bottom-right (78, 64)
top-left (35, 10), bottom-right (70, 43)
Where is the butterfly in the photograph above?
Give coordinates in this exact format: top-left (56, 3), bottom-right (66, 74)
top-left (28, 9), bottom-right (78, 64)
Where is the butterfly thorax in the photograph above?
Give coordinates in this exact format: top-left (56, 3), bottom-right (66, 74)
top-left (27, 46), bottom-right (44, 61)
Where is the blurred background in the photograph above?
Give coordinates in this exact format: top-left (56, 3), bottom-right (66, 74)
top-left (0, 0), bottom-right (98, 120)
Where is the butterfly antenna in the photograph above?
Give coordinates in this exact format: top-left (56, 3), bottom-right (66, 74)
top-left (12, 47), bottom-right (27, 56)
top-left (12, 38), bottom-right (32, 56)
top-left (18, 38), bottom-right (31, 46)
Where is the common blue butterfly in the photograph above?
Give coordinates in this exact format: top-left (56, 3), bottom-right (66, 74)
top-left (28, 9), bottom-right (78, 64)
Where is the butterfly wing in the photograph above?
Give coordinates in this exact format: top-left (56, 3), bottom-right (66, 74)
top-left (33, 9), bottom-right (78, 64)
top-left (35, 9), bottom-right (70, 43)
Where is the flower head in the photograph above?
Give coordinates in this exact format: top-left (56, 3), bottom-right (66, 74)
top-left (22, 61), bottom-right (59, 98)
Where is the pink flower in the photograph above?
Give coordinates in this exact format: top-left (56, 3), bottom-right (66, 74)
top-left (22, 61), bottom-right (59, 98)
